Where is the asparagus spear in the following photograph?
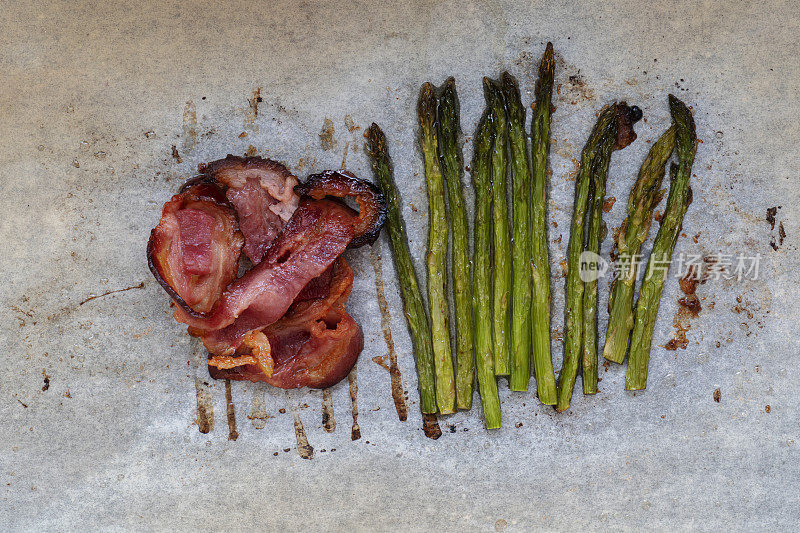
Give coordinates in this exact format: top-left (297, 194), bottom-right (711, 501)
top-left (626, 95), bottom-right (696, 390)
top-left (485, 78), bottom-right (512, 377)
top-left (418, 82), bottom-right (456, 414)
top-left (472, 107), bottom-right (502, 429)
top-left (437, 78), bottom-right (474, 409)
top-left (365, 123), bottom-right (438, 414)
top-left (530, 42), bottom-right (558, 405)
top-left (602, 125), bottom-right (676, 364)
top-left (501, 71), bottom-right (532, 391)
top-left (581, 140), bottom-right (615, 394)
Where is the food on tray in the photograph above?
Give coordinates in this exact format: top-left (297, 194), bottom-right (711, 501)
top-left (148, 156), bottom-right (386, 389)
top-left (557, 102), bottom-right (641, 412)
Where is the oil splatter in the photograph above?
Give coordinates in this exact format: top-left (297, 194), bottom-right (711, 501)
top-left (320, 118), bottom-right (337, 150)
top-left (322, 389), bottom-right (336, 433)
top-left (344, 114), bottom-right (359, 132)
top-left (287, 392), bottom-right (314, 459)
top-left (348, 366), bottom-right (361, 441)
top-left (182, 100), bottom-right (198, 153)
top-left (194, 377), bottom-right (214, 434)
top-left (225, 380), bottom-right (239, 441)
top-left (369, 246), bottom-right (408, 421)
top-left (249, 385), bottom-right (268, 429)
top-left (340, 141), bottom-right (349, 169)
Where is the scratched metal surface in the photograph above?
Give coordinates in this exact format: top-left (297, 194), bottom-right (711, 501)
top-left (1, 0), bottom-right (798, 530)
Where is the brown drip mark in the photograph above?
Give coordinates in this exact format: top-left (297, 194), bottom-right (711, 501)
top-left (244, 87), bottom-right (262, 132)
top-left (665, 265), bottom-right (702, 350)
top-left (322, 388), bottom-right (336, 433)
top-left (249, 386), bottom-right (268, 429)
top-left (348, 366), bottom-right (361, 441)
top-left (194, 377), bottom-right (214, 434)
top-left (171, 145), bottom-right (182, 163)
top-left (422, 414), bottom-right (442, 440)
top-left (224, 380), bottom-right (239, 441)
top-left (340, 141), bottom-right (349, 169)
top-left (320, 118), bottom-right (337, 151)
top-left (79, 282), bottom-right (145, 306)
top-left (369, 247), bottom-right (408, 421)
top-left (287, 394), bottom-right (314, 459)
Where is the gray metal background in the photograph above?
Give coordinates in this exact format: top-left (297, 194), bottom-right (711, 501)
top-left (1, 1), bottom-right (797, 530)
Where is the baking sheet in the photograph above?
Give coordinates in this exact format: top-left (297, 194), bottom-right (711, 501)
top-left (2, 0), bottom-right (798, 530)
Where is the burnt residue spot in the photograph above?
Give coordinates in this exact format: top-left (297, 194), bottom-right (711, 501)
top-left (348, 366), bottom-right (361, 441)
top-left (666, 265), bottom-right (702, 350)
top-left (41, 370), bottom-right (50, 392)
top-left (244, 88), bottom-right (262, 132)
top-left (320, 118), bottom-right (337, 151)
top-left (765, 405), bottom-right (771, 413)
top-left (422, 414), bottom-right (442, 440)
top-left (766, 206), bottom-right (779, 230)
top-left (78, 282), bottom-right (145, 306)
top-left (713, 388), bottom-right (721, 402)
top-left (614, 102), bottom-right (641, 150)
top-left (369, 247), bottom-right (408, 422)
top-left (779, 222), bottom-right (786, 245)
top-left (344, 115), bottom-right (359, 132)
top-left (17, 399), bottom-right (28, 408)
top-left (171, 145), bottom-right (182, 164)
top-left (602, 196), bottom-right (616, 213)
top-left (322, 388), bottom-right (336, 433)
top-left (224, 380), bottom-right (239, 441)
top-left (195, 377), bottom-right (214, 434)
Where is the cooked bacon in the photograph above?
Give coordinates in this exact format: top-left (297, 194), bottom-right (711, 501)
top-left (147, 182), bottom-right (243, 314)
top-left (208, 258), bottom-right (363, 389)
top-left (149, 161), bottom-right (386, 390)
top-left (295, 170), bottom-right (387, 248)
top-left (201, 156), bottom-right (300, 264)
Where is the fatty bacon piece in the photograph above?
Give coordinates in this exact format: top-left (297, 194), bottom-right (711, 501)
top-left (208, 257), bottom-right (363, 389)
top-left (147, 182), bottom-right (243, 315)
top-left (196, 156), bottom-right (300, 264)
top-left (175, 171), bottom-right (386, 357)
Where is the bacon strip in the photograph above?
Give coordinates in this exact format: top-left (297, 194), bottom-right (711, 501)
top-left (147, 182), bottom-right (243, 315)
top-left (208, 258), bottom-right (363, 389)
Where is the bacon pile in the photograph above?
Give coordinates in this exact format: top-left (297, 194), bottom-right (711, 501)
top-left (148, 156), bottom-right (386, 389)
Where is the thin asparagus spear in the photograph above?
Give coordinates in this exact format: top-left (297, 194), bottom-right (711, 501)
top-left (501, 71), bottom-right (532, 391)
top-left (418, 82), bottom-right (456, 414)
top-left (365, 123), bottom-right (437, 414)
top-left (485, 78), bottom-right (512, 377)
top-left (556, 106), bottom-right (617, 411)
top-left (437, 78), bottom-right (474, 410)
top-left (602, 125), bottom-right (676, 364)
top-left (472, 107), bottom-right (502, 429)
top-left (556, 102), bottom-right (641, 411)
top-left (626, 95), bottom-right (696, 390)
top-left (581, 140), bottom-right (615, 394)
top-left (530, 42), bottom-right (558, 405)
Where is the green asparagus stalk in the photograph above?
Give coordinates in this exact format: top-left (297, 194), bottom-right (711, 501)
top-left (626, 95), bottom-right (696, 390)
top-left (556, 106), bottom-right (617, 411)
top-left (530, 42), bottom-right (558, 405)
top-left (472, 107), bottom-right (502, 429)
top-left (501, 71), bottom-right (532, 391)
top-left (485, 78), bottom-right (512, 377)
top-left (365, 123), bottom-right (438, 414)
top-left (437, 78), bottom-right (474, 410)
top-left (602, 125), bottom-right (676, 365)
top-left (418, 82), bottom-right (456, 414)
top-left (581, 141), bottom-right (615, 394)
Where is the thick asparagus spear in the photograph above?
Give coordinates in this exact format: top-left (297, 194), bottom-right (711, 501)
top-left (626, 95), bottom-right (696, 390)
top-left (602, 125), bottom-right (676, 364)
top-left (418, 82), bottom-right (456, 414)
top-left (581, 141), bottom-right (615, 394)
top-left (365, 123), bottom-right (438, 414)
top-left (556, 102), bottom-right (640, 411)
top-left (501, 71), bottom-right (532, 391)
top-left (530, 42), bottom-right (558, 405)
top-left (437, 78), bottom-right (474, 410)
top-left (472, 107), bottom-right (502, 429)
top-left (485, 78), bottom-right (512, 377)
